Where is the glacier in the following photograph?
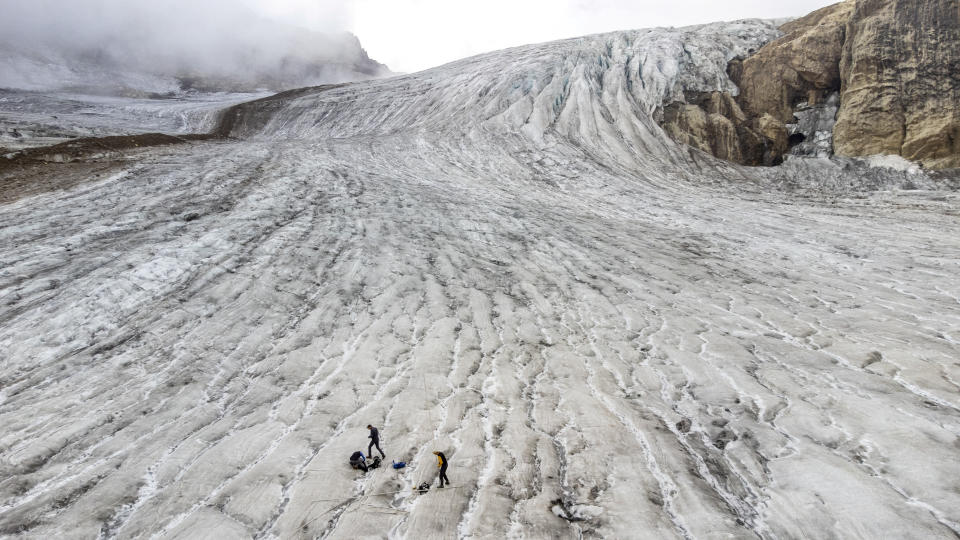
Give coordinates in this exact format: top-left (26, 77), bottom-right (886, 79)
top-left (1, 20), bottom-right (959, 539)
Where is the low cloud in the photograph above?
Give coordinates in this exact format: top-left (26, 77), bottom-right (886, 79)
top-left (0, 0), bottom-right (384, 92)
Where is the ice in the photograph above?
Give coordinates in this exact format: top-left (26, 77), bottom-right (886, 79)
top-left (1, 18), bottom-right (959, 540)
top-left (0, 91), bottom-right (268, 150)
top-left (862, 154), bottom-right (924, 174)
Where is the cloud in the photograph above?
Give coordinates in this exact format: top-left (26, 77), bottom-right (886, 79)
top-left (0, 0), bottom-right (371, 90)
top-left (244, 0), bottom-right (352, 33)
top-left (0, 0), bottom-right (841, 86)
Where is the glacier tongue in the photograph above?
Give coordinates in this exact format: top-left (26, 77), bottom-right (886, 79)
top-left (1, 20), bottom-right (960, 540)
top-left (224, 22), bottom-right (782, 165)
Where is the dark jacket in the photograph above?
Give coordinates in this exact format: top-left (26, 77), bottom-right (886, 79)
top-left (368, 427), bottom-right (380, 443)
top-left (350, 451), bottom-right (365, 464)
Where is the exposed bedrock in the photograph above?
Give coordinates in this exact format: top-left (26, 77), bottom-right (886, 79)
top-left (736, 2), bottom-right (853, 126)
top-left (835, 0), bottom-right (960, 169)
top-left (660, 2), bottom-right (852, 166)
top-left (660, 0), bottom-right (960, 170)
top-left (660, 91), bottom-right (787, 166)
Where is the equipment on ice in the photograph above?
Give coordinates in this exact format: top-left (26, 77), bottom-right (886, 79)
top-left (392, 460), bottom-right (406, 469)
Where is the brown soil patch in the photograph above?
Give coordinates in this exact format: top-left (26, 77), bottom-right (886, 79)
top-left (0, 133), bottom-right (216, 205)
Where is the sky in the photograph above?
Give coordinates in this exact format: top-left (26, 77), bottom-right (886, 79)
top-left (246, 0), bottom-right (841, 73)
top-left (0, 0), bottom-right (841, 76)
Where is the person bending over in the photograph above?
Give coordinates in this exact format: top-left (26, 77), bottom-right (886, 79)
top-left (350, 451), bottom-right (368, 472)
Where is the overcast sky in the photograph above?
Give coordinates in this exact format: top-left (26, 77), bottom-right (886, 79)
top-left (247, 0), bottom-right (840, 73)
top-left (3, 1), bottom-right (841, 76)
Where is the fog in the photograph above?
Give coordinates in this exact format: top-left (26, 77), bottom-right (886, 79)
top-left (0, 0), bottom-right (385, 92)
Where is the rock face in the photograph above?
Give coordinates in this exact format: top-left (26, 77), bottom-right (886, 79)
top-left (732, 1), bottom-right (852, 162)
top-left (735, 2), bottom-right (853, 126)
top-left (660, 91), bottom-right (779, 165)
top-left (660, 2), bottom-right (852, 166)
top-left (835, 0), bottom-right (960, 169)
top-left (660, 0), bottom-right (960, 170)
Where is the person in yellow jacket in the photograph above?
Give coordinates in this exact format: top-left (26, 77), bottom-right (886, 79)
top-left (432, 451), bottom-right (450, 488)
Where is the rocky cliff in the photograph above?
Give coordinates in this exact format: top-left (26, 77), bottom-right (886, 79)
top-left (835, 0), bottom-right (960, 169)
top-left (660, 0), bottom-right (960, 170)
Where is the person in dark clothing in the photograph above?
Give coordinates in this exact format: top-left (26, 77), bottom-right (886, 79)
top-left (349, 451), bottom-right (368, 472)
top-left (433, 451), bottom-right (449, 487)
top-left (367, 425), bottom-right (385, 459)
